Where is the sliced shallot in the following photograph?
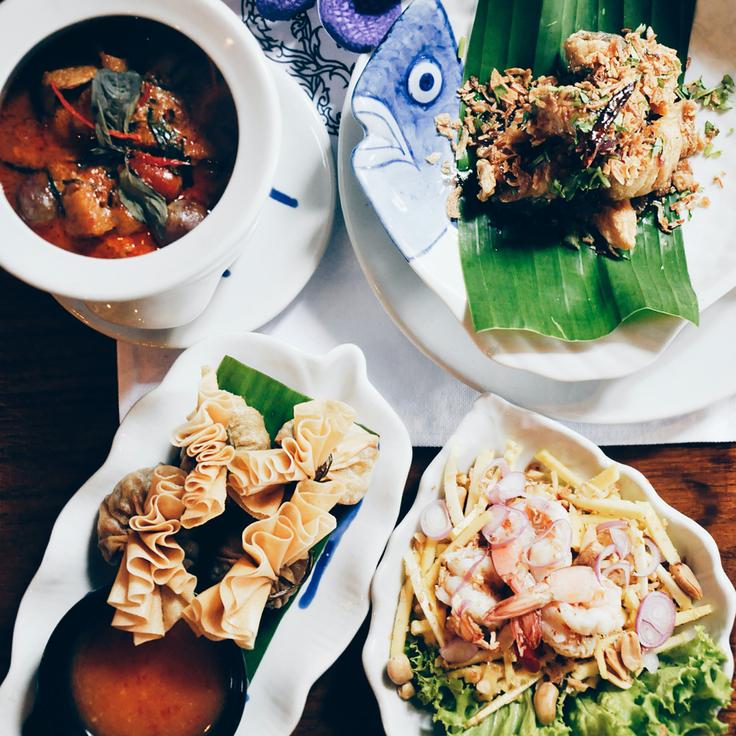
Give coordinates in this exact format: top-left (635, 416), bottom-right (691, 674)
top-left (453, 551), bottom-right (488, 598)
top-left (420, 499), bottom-right (452, 540)
top-left (593, 543), bottom-right (617, 583)
top-left (596, 519), bottom-right (627, 532)
top-left (609, 527), bottom-right (631, 559)
top-left (642, 650), bottom-right (660, 673)
top-left (601, 561), bottom-right (632, 586)
top-left (596, 520), bottom-right (630, 558)
top-left (440, 637), bottom-right (479, 664)
top-left (636, 591), bottom-right (675, 649)
top-left (635, 538), bottom-right (662, 578)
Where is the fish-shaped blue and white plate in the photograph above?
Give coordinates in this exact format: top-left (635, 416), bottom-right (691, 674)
top-left (350, 0), bottom-right (736, 382)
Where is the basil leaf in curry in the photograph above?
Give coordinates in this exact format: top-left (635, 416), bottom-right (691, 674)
top-left (118, 165), bottom-right (168, 236)
top-left (147, 108), bottom-right (186, 159)
top-left (91, 69), bottom-right (142, 150)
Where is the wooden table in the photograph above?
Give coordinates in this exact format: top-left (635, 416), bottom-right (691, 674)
top-left (0, 269), bottom-right (734, 733)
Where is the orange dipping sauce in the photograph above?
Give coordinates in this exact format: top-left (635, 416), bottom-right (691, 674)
top-left (71, 621), bottom-right (229, 736)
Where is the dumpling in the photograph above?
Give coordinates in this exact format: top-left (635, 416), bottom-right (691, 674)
top-left (227, 448), bottom-right (307, 498)
top-left (97, 467), bottom-right (154, 564)
top-left (173, 366), bottom-right (271, 528)
top-left (107, 464), bottom-right (196, 645)
top-left (182, 478), bottom-right (343, 649)
top-left (329, 424), bottom-right (380, 504)
top-left (229, 484), bottom-right (285, 520)
top-left (275, 400), bottom-right (356, 477)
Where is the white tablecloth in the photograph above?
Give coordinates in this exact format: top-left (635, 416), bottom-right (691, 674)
top-left (118, 212), bottom-right (736, 446)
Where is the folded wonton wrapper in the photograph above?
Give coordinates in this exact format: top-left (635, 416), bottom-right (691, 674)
top-left (325, 424), bottom-right (379, 504)
top-left (173, 368), bottom-right (269, 528)
top-left (182, 479), bottom-right (343, 648)
top-left (227, 399), bottom-right (358, 506)
top-left (108, 465), bottom-right (197, 645)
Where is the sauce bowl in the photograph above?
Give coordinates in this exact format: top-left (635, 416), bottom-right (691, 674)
top-left (0, 0), bottom-right (279, 330)
top-left (23, 586), bottom-right (247, 736)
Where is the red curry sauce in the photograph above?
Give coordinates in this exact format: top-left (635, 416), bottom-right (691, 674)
top-left (0, 17), bottom-right (237, 259)
top-left (71, 621), bottom-right (229, 736)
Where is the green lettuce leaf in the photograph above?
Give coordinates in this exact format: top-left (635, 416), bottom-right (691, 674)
top-left (407, 628), bottom-right (731, 735)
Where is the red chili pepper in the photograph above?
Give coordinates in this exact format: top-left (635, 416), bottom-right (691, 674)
top-left (133, 150), bottom-right (191, 167)
top-left (138, 81), bottom-right (152, 106)
top-left (50, 81), bottom-right (142, 142)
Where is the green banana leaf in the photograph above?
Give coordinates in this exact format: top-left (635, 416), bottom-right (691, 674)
top-left (215, 356), bottom-right (330, 677)
top-left (459, 0), bottom-right (699, 342)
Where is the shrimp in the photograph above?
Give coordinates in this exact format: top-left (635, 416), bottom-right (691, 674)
top-left (484, 493), bottom-right (572, 660)
top-left (437, 543), bottom-right (501, 645)
top-left (491, 493), bottom-right (572, 592)
top-left (541, 579), bottom-right (625, 659)
top-left (485, 567), bottom-right (626, 659)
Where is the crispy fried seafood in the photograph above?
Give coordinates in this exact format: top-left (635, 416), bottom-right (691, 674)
top-left (454, 27), bottom-right (708, 251)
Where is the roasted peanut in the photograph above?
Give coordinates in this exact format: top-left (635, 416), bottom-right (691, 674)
top-left (533, 682), bottom-right (559, 726)
top-left (387, 653), bottom-right (413, 685)
top-left (620, 631), bottom-right (643, 672)
top-left (604, 647), bottom-right (630, 682)
top-left (671, 562), bottom-right (703, 600)
top-left (397, 682), bottom-right (415, 700)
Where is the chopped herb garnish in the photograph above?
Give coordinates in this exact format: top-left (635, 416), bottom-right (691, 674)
top-left (492, 83), bottom-right (509, 101)
top-left (118, 164), bottom-right (168, 236)
top-left (550, 166), bottom-right (610, 201)
top-left (678, 73), bottom-right (734, 110)
top-left (91, 69), bottom-right (142, 150)
top-left (531, 149), bottom-right (550, 168)
top-left (573, 117), bottom-right (594, 134)
top-left (703, 142), bottom-right (722, 159)
top-left (704, 120), bottom-right (719, 137)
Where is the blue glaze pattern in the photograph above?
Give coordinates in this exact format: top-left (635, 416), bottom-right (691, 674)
top-left (269, 187), bottom-right (300, 208)
top-left (298, 500), bottom-right (363, 608)
top-left (351, 0), bottom-right (462, 261)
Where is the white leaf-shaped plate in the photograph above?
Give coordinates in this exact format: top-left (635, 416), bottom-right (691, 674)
top-left (362, 393), bottom-right (736, 734)
top-left (0, 333), bottom-right (412, 736)
top-left (351, 0), bottom-right (736, 381)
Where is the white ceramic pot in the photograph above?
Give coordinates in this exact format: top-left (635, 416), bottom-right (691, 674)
top-left (0, 0), bottom-right (280, 329)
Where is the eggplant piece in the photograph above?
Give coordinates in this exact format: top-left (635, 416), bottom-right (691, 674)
top-left (161, 197), bottom-right (207, 245)
top-left (580, 81), bottom-right (635, 166)
top-left (16, 172), bottom-right (58, 225)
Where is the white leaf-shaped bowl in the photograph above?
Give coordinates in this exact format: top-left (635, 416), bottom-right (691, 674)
top-left (362, 393), bottom-right (736, 734)
top-left (0, 333), bottom-right (412, 736)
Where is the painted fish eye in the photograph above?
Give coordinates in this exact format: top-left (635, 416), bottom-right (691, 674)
top-left (406, 57), bottom-right (443, 106)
